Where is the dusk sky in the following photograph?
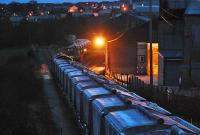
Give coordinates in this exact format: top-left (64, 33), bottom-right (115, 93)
top-left (0, 0), bottom-right (117, 4)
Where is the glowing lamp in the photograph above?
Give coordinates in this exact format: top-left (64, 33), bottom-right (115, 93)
top-left (68, 6), bottom-right (78, 13)
top-left (40, 12), bottom-right (44, 16)
top-left (123, 7), bottom-right (127, 11)
top-left (28, 11), bottom-right (33, 16)
top-left (94, 37), bottom-right (106, 47)
top-left (83, 48), bottom-right (87, 52)
top-left (93, 12), bottom-right (99, 17)
top-left (121, 4), bottom-right (128, 12)
top-left (80, 9), bottom-right (84, 13)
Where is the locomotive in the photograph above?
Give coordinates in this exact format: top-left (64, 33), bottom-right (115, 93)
top-left (51, 53), bottom-right (200, 135)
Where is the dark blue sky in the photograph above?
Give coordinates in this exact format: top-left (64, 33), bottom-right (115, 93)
top-left (0, 0), bottom-right (116, 4)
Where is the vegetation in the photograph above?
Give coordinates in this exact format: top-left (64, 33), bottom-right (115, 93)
top-left (0, 48), bottom-right (57, 135)
top-left (0, 15), bottom-right (104, 49)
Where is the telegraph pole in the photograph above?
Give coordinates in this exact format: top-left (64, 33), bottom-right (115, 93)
top-left (105, 42), bottom-right (108, 74)
top-left (149, 0), bottom-right (153, 86)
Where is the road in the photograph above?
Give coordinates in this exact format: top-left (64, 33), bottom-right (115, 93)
top-left (37, 47), bottom-right (80, 135)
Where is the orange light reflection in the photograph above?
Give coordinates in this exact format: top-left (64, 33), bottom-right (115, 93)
top-left (89, 66), bottom-right (105, 74)
top-left (147, 43), bottom-right (158, 75)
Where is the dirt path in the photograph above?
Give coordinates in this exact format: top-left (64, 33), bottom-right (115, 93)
top-left (37, 48), bottom-right (80, 135)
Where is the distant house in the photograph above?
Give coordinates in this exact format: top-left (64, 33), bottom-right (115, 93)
top-left (98, 9), bottom-right (112, 16)
top-left (9, 16), bottom-right (24, 26)
top-left (133, 0), bottom-right (160, 16)
top-left (121, 0), bottom-right (160, 16)
top-left (26, 15), bottom-right (59, 23)
top-left (71, 10), bottom-right (93, 17)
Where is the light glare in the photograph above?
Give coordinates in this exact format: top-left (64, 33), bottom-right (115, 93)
top-left (94, 37), bottom-right (105, 47)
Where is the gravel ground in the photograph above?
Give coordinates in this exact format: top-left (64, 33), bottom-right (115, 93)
top-left (37, 47), bottom-right (80, 135)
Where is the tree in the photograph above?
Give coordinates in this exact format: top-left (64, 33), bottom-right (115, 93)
top-left (7, 2), bottom-right (25, 15)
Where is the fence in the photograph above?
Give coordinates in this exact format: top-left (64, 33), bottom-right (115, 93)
top-left (106, 70), bottom-right (200, 126)
top-left (106, 70), bottom-right (163, 100)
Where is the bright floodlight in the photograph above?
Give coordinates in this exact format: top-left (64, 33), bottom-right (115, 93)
top-left (83, 48), bottom-right (87, 52)
top-left (94, 37), bottom-right (106, 47)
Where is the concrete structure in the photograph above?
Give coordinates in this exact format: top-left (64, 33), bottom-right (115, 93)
top-left (137, 42), bottom-right (147, 75)
top-left (183, 0), bottom-right (200, 87)
top-left (107, 14), bottom-right (158, 75)
top-left (158, 51), bottom-right (184, 86)
top-left (107, 24), bottom-right (143, 74)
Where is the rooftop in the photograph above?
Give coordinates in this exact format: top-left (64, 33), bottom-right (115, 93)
top-left (185, 0), bottom-right (200, 15)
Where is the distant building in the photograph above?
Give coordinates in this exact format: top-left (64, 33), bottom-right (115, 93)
top-left (26, 15), bottom-right (59, 22)
top-left (98, 9), bottom-right (112, 16)
top-left (9, 16), bottom-right (24, 26)
top-left (121, 0), bottom-right (160, 16)
top-left (132, 0), bottom-right (160, 16)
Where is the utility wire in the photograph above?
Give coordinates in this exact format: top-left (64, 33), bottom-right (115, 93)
top-left (160, 7), bottom-right (183, 27)
top-left (106, 12), bottom-right (175, 43)
top-left (160, 15), bottom-right (174, 27)
top-left (94, 14), bottom-right (130, 43)
top-left (110, 31), bottom-right (121, 38)
top-left (161, 7), bottom-right (180, 19)
top-left (93, 5), bottom-right (180, 43)
top-left (96, 10), bottom-right (177, 44)
top-left (107, 29), bottom-right (128, 43)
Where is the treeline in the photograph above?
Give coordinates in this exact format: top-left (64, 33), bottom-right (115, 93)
top-left (0, 16), bottom-right (89, 48)
top-left (0, 48), bottom-right (58, 135)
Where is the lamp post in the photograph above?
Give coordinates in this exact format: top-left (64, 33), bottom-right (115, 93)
top-left (149, 0), bottom-right (153, 86)
top-left (93, 36), bottom-right (107, 73)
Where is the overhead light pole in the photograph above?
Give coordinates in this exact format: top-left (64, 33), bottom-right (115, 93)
top-left (93, 36), bottom-right (107, 73)
top-left (149, 0), bottom-right (153, 86)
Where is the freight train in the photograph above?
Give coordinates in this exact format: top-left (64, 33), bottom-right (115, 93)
top-left (51, 53), bottom-right (200, 135)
